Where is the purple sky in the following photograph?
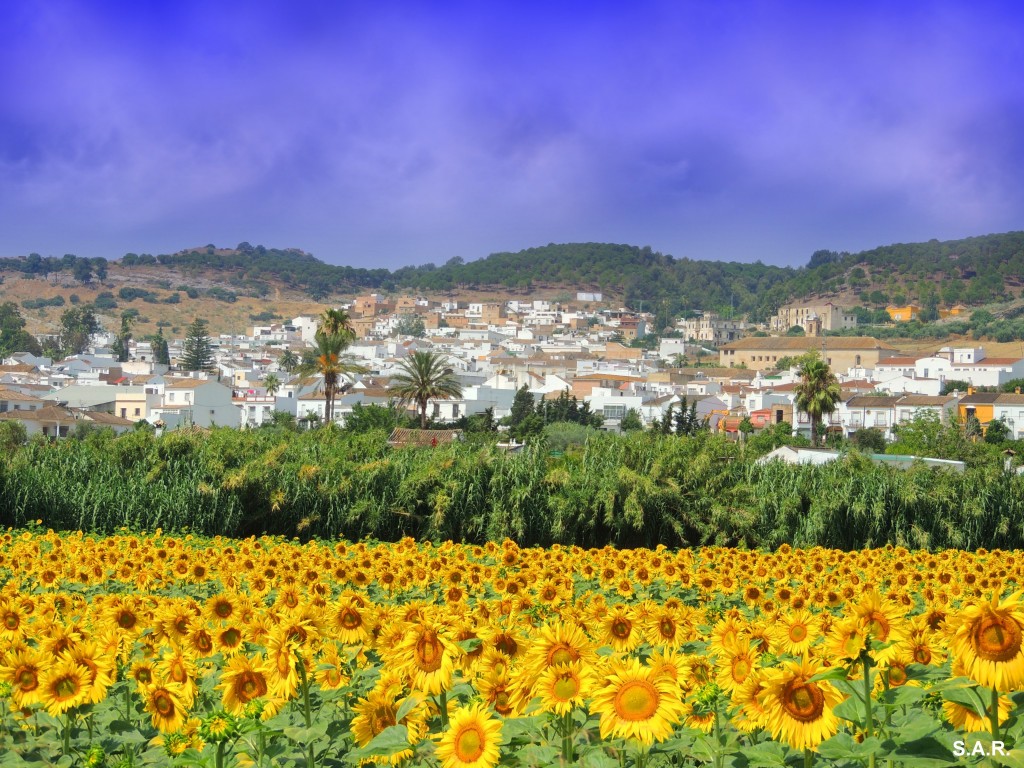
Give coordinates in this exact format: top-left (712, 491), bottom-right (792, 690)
top-left (2, 1), bottom-right (1023, 269)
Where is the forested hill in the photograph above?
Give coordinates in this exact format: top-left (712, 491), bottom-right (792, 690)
top-left (3, 232), bottom-right (1023, 322)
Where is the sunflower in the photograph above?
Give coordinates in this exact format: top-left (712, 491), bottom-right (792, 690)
top-left (942, 694), bottom-right (1012, 732)
top-left (330, 596), bottom-right (371, 645)
top-left (390, 622), bottom-right (459, 696)
top-left (145, 683), bottom-right (188, 734)
top-left (475, 668), bottom-right (518, 717)
top-left (315, 645), bottom-right (350, 691)
top-left (264, 629), bottom-right (301, 699)
top-left (218, 654), bottom-right (270, 715)
top-left (590, 658), bottom-right (685, 747)
top-left (520, 622), bottom-right (596, 690)
top-left (0, 647), bottom-right (44, 708)
top-left (643, 606), bottom-right (685, 649)
top-left (759, 657), bottom-right (844, 752)
top-left (731, 674), bottom-right (770, 733)
top-left (62, 641), bottom-right (116, 704)
top-left (351, 675), bottom-right (428, 766)
top-left (849, 590), bottom-right (908, 665)
top-left (435, 702), bottom-right (502, 768)
top-left (949, 591), bottom-right (1024, 691)
top-left (773, 609), bottom-right (820, 656)
top-left (714, 637), bottom-right (760, 694)
top-left (157, 650), bottom-right (198, 708)
top-left (534, 661), bottom-right (592, 716)
top-left (39, 657), bottom-right (90, 716)
top-left (601, 605), bottom-right (642, 653)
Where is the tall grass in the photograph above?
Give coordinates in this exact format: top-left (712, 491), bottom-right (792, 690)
top-left (2, 427), bottom-right (1022, 550)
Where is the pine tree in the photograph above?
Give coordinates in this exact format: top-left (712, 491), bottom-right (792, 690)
top-left (150, 329), bottom-right (170, 365)
top-left (181, 318), bottom-right (214, 372)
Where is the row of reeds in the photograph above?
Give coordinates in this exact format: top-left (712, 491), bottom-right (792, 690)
top-left (3, 427), bottom-right (1022, 550)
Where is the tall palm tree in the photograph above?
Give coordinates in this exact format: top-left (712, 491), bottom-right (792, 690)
top-left (263, 373), bottom-right (281, 397)
top-left (296, 311), bottom-right (364, 426)
top-left (390, 350), bottom-right (464, 429)
top-left (794, 352), bottom-right (841, 446)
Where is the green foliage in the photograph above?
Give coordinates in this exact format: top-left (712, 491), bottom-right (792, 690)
top-left (394, 314), bottom-right (426, 338)
top-left (0, 421), bottom-right (28, 453)
top-left (850, 428), bottom-right (887, 453)
top-left (57, 305), bottom-right (100, 357)
top-left (344, 402), bottom-right (406, 434)
top-left (21, 295), bottom-right (66, 309)
top-left (619, 408), bottom-right (643, 431)
top-left (149, 328), bottom-right (170, 365)
top-left (794, 352), bottom-right (841, 446)
top-left (2, 425), bottom-right (1023, 550)
top-left (0, 302), bottom-right (43, 356)
top-left (984, 417), bottom-right (1011, 444)
top-left (387, 350), bottom-right (462, 430)
top-left (941, 379), bottom-right (973, 396)
top-left (785, 324), bottom-right (806, 336)
top-left (181, 317), bottom-right (214, 371)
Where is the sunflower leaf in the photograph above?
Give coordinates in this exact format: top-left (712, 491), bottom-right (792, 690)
top-left (348, 724), bottom-right (410, 760)
top-left (394, 693), bottom-right (422, 724)
top-left (816, 733), bottom-right (884, 761)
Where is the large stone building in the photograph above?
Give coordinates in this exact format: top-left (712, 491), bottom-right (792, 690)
top-left (769, 302), bottom-right (857, 336)
top-left (680, 312), bottom-right (748, 347)
top-left (719, 336), bottom-right (900, 372)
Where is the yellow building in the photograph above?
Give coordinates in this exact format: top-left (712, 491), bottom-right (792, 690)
top-left (886, 304), bottom-right (921, 322)
top-left (719, 336), bottom-right (900, 372)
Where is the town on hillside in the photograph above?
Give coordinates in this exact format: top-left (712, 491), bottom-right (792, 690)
top-left (1, 293), bottom-right (1021, 443)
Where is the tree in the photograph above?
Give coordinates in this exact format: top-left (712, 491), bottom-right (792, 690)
top-left (58, 306), bottom-right (100, 357)
top-left (296, 311), bottom-right (363, 425)
top-left (851, 427), bottom-right (887, 453)
top-left (278, 349), bottom-right (298, 373)
top-left (111, 311), bottom-right (134, 362)
top-left (620, 408), bottom-right (643, 431)
top-left (395, 314), bottom-right (427, 338)
top-left (263, 373), bottom-right (281, 397)
top-left (794, 351), bottom-right (841, 446)
top-left (181, 318), bottom-right (214, 372)
top-left (0, 302), bottom-right (42, 357)
top-left (73, 258), bottom-right (93, 284)
top-left (942, 380), bottom-right (973, 396)
top-left (389, 350), bottom-right (464, 429)
top-left (984, 418), bottom-right (1011, 444)
top-left (506, 385), bottom-right (536, 434)
top-left (150, 329), bottom-right (170, 365)
top-left (92, 258), bottom-right (108, 283)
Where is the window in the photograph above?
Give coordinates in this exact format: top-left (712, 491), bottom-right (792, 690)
top-left (168, 393), bottom-right (175, 402)
top-left (604, 405), bottom-right (626, 419)
top-left (134, 408), bottom-right (141, 416)
top-left (120, 408), bottom-right (127, 418)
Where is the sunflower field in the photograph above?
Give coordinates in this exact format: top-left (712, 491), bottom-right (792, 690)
top-left (2, 530), bottom-right (1024, 767)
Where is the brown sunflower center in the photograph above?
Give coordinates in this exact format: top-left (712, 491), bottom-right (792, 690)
top-left (415, 631), bottom-right (444, 672)
top-left (117, 611), bottom-right (138, 630)
top-left (154, 691), bottom-right (175, 716)
top-left (613, 679), bottom-right (660, 722)
top-left (552, 673), bottom-right (581, 702)
top-left (611, 619), bottom-right (632, 640)
top-left (16, 667), bottom-right (38, 691)
top-left (659, 619), bottom-right (676, 638)
top-left (340, 609), bottom-right (362, 630)
top-left (237, 671), bottom-right (268, 701)
top-left (789, 623), bottom-right (808, 642)
top-left (974, 613), bottom-right (1023, 663)
top-left (912, 646), bottom-right (932, 665)
top-left (494, 634), bottom-right (518, 656)
top-left (54, 675), bottom-right (80, 701)
top-left (221, 628), bottom-right (242, 648)
top-left (780, 678), bottom-right (825, 723)
top-left (453, 724), bottom-right (485, 762)
top-left (548, 643), bottom-right (577, 667)
top-left (864, 611), bottom-right (890, 640)
top-left (887, 664), bottom-right (908, 686)
top-left (214, 601), bottom-right (233, 619)
top-left (732, 657), bottom-right (752, 682)
top-left (3, 612), bottom-right (19, 630)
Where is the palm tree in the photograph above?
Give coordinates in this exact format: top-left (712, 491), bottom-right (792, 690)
top-left (296, 311), bottom-right (364, 426)
top-left (389, 350), bottom-right (464, 429)
top-left (278, 349), bottom-right (298, 373)
top-left (263, 373), bottom-right (281, 397)
top-left (794, 352), bottom-right (841, 446)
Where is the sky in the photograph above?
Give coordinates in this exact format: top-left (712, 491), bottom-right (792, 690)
top-left (1, 1), bottom-right (1023, 270)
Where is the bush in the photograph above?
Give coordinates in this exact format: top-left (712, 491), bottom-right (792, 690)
top-left (851, 428), bottom-right (887, 453)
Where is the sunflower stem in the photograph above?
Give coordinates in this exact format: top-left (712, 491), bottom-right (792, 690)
top-left (295, 651), bottom-right (316, 768)
top-left (438, 690), bottom-right (449, 729)
top-left (804, 747), bottom-right (813, 768)
top-left (63, 712), bottom-right (71, 757)
top-left (989, 685), bottom-right (1000, 743)
top-left (215, 741), bottom-right (226, 768)
top-left (861, 653), bottom-right (875, 768)
top-left (561, 710), bottom-right (573, 764)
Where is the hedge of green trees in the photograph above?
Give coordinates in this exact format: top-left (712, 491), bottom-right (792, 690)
top-left (2, 423), bottom-right (1023, 551)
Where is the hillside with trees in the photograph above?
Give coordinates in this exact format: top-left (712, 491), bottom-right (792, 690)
top-left (2, 232), bottom-right (1023, 334)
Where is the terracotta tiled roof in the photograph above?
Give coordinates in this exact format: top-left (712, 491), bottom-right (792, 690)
top-left (387, 428), bottom-right (463, 447)
top-left (720, 337), bottom-right (899, 351)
